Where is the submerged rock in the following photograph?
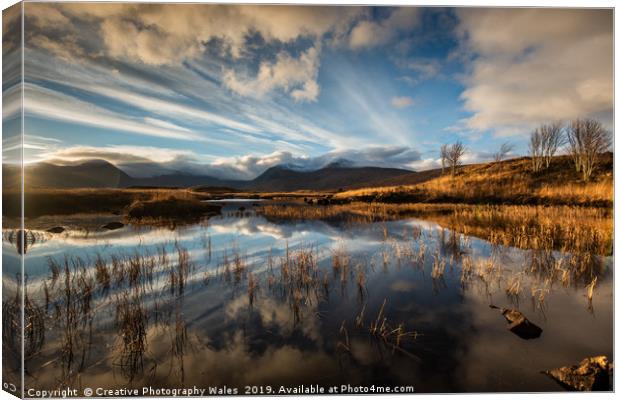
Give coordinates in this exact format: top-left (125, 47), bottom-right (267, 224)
top-left (46, 226), bottom-right (65, 234)
top-left (489, 305), bottom-right (542, 340)
top-left (543, 356), bottom-right (613, 391)
top-left (101, 221), bottom-right (124, 230)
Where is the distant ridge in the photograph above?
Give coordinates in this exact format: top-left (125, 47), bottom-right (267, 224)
top-left (4, 159), bottom-right (417, 191)
top-left (246, 163), bottom-right (413, 191)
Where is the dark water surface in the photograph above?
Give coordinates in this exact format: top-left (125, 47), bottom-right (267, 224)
top-left (3, 200), bottom-right (613, 394)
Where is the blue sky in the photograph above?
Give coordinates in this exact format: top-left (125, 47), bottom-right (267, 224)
top-left (2, 4), bottom-right (612, 179)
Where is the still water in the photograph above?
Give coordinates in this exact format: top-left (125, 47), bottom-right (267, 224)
top-left (4, 200), bottom-right (613, 394)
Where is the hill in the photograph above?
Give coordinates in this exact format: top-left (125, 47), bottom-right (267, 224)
top-left (6, 159), bottom-right (415, 191)
top-left (23, 160), bottom-right (134, 188)
top-left (245, 164), bottom-right (413, 191)
top-left (334, 153), bottom-right (613, 207)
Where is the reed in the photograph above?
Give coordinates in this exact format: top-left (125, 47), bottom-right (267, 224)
top-left (505, 273), bottom-right (522, 298)
top-left (248, 273), bottom-right (258, 306)
top-left (115, 290), bottom-right (148, 381)
top-left (431, 250), bottom-right (446, 279)
top-left (94, 254), bottom-right (111, 292)
top-left (586, 276), bottom-right (597, 303)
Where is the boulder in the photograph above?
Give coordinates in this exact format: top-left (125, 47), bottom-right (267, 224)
top-left (489, 305), bottom-right (542, 340)
top-left (101, 221), bottom-right (124, 230)
top-left (543, 356), bottom-right (613, 391)
top-left (46, 226), bottom-right (65, 234)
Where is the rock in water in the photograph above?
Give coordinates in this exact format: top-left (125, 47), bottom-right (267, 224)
top-left (489, 305), bottom-right (542, 340)
top-left (46, 226), bottom-right (65, 234)
top-left (101, 221), bottom-right (124, 230)
top-left (543, 356), bottom-right (613, 391)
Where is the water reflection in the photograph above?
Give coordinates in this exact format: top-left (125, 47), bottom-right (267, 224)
top-left (2, 204), bottom-right (612, 393)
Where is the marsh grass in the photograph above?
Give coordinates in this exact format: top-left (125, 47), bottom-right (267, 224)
top-left (333, 154), bottom-right (612, 207)
top-left (248, 273), bottom-right (258, 306)
top-left (363, 299), bottom-right (419, 356)
top-left (115, 289), bottom-right (148, 381)
top-left (586, 276), bottom-right (597, 303)
top-left (448, 205), bottom-right (612, 256)
top-left (505, 272), bottom-right (523, 299)
top-left (94, 254), bottom-right (111, 292)
top-left (126, 196), bottom-right (221, 224)
top-left (2, 277), bottom-right (46, 362)
top-left (431, 250), bottom-right (446, 280)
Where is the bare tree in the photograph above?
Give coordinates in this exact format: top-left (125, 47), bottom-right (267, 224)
top-left (447, 141), bottom-right (465, 177)
top-left (529, 128), bottom-right (544, 173)
top-left (493, 142), bottom-right (514, 163)
top-left (439, 144), bottom-right (448, 174)
top-left (567, 118), bottom-right (611, 181)
top-left (539, 122), bottom-right (564, 168)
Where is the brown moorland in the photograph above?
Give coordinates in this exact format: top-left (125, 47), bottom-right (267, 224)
top-left (333, 153), bottom-right (613, 207)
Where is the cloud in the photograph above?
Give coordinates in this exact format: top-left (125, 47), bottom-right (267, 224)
top-left (349, 7), bottom-right (420, 49)
top-left (38, 145), bottom-right (421, 180)
top-left (22, 4), bottom-right (365, 105)
top-left (25, 3), bottom-right (363, 64)
top-left (223, 45), bottom-right (321, 102)
top-left (391, 96), bottom-right (415, 108)
top-left (40, 145), bottom-right (209, 178)
top-left (43, 145), bottom-right (198, 165)
top-left (212, 146), bottom-right (420, 179)
top-left (77, 84), bottom-right (263, 135)
top-left (398, 58), bottom-right (442, 85)
top-left (23, 84), bottom-right (206, 142)
top-left (456, 8), bottom-right (612, 136)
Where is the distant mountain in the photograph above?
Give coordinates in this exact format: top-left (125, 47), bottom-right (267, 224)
top-left (127, 173), bottom-right (241, 189)
top-left (244, 163), bottom-right (413, 191)
top-left (5, 159), bottom-right (416, 191)
top-left (16, 160), bottom-right (241, 189)
top-left (22, 160), bottom-right (134, 188)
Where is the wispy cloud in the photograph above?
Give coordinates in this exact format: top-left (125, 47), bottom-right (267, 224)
top-left (24, 84), bottom-right (205, 140)
top-left (78, 84), bottom-right (263, 135)
top-left (23, 84), bottom-right (207, 141)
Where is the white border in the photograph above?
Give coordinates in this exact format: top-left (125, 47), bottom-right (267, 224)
top-left (0, 2), bottom-right (616, 400)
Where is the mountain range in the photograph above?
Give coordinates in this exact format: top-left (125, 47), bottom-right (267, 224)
top-left (3, 159), bottom-right (430, 192)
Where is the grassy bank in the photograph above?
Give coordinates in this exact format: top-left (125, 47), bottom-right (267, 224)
top-left (126, 197), bottom-right (220, 223)
top-left (258, 203), bottom-right (613, 255)
top-left (3, 188), bottom-right (220, 222)
top-left (333, 154), bottom-right (612, 207)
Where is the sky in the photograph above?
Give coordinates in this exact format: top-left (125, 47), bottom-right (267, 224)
top-left (1, 3), bottom-right (613, 180)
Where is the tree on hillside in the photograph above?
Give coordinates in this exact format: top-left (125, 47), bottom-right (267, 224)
top-left (493, 142), bottom-right (514, 163)
top-left (539, 122), bottom-right (565, 168)
top-left (529, 128), bottom-right (544, 173)
top-left (447, 141), bottom-right (465, 177)
top-left (440, 144), bottom-right (449, 174)
top-left (567, 118), bottom-right (611, 182)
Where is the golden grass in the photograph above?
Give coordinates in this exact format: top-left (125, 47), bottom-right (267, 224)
top-left (334, 155), bottom-right (612, 207)
top-left (446, 205), bottom-right (612, 255)
top-left (258, 202), bottom-right (455, 223)
top-left (126, 197), bottom-right (220, 222)
top-left (259, 202), bottom-right (612, 256)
